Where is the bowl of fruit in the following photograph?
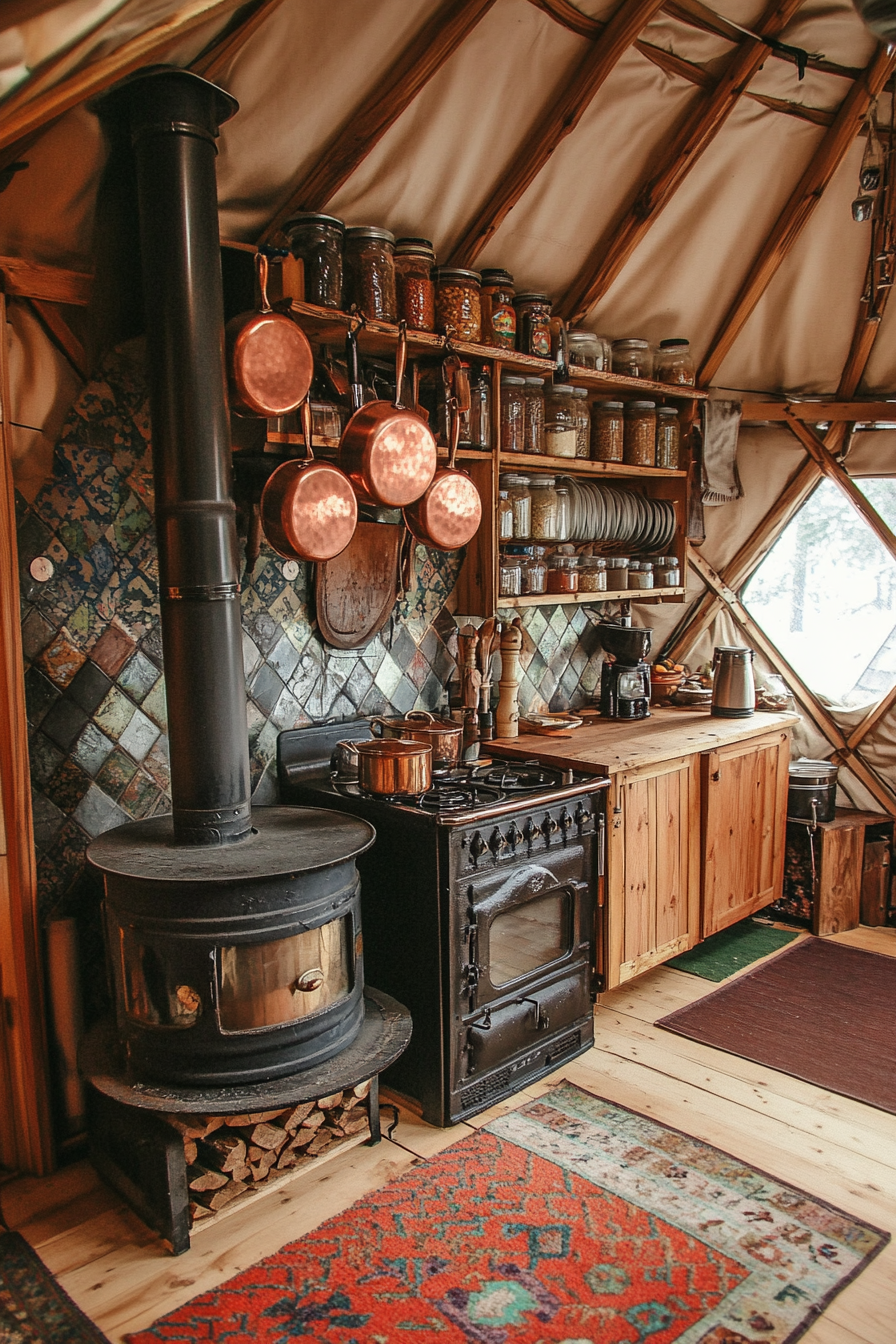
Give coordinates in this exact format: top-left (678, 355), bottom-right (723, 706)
top-left (650, 658), bottom-right (686, 704)
top-left (670, 663), bottom-right (714, 708)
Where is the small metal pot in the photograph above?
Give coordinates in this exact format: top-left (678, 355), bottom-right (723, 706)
top-left (352, 739), bottom-right (432, 795)
top-left (788, 759), bottom-right (839, 824)
top-left (372, 710), bottom-right (462, 769)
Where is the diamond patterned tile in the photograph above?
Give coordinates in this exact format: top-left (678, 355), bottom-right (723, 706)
top-left (41, 697), bottom-right (89, 752)
top-left (74, 784), bottom-right (130, 838)
top-left (67, 660), bottom-right (113, 715)
top-left (141, 677), bottom-right (168, 730)
top-left (118, 650), bottom-right (160, 702)
top-left (120, 770), bottom-right (162, 821)
top-left (71, 722), bottom-right (114, 777)
top-left (250, 663), bottom-right (286, 717)
top-left (38, 630), bottom-right (87, 688)
top-left (90, 623), bottom-right (136, 676)
top-left (119, 707), bottom-right (161, 762)
top-left (21, 607), bottom-right (56, 662)
top-left (95, 747), bottom-right (138, 800)
top-left (270, 686), bottom-right (302, 731)
top-left (94, 686), bottom-right (137, 740)
top-left (268, 633), bottom-right (300, 683)
top-left (44, 759), bottom-right (92, 812)
top-left (390, 675), bottom-right (419, 716)
top-left (142, 734), bottom-right (170, 789)
top-left (242, 630), bottom-right (263, 681)
top-left (24, 666), bottom-right (60, 729)
top-left (28, 732), bottom-right (65, 787)
top-left (140, 623), bottom-right (164, 668)
top-left (32, 789), bottom-right (65, 855)
top-left (374, 653), bottom-right (403, 699)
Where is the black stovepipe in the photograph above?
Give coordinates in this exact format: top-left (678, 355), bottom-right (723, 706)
top-left (98, 67), bottom-right (250, 846)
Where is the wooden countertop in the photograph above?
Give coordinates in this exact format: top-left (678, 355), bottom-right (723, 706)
top-left (488, 707), bottom-right (800, 775)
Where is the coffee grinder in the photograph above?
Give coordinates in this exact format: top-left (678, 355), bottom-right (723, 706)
top-left (598, 620), bottom-right (652, 719)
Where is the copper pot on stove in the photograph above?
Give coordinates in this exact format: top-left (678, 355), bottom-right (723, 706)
top-left (336, 739), bottom-right (433, 795)
top-left (372, 710), bottom-right (462, 769)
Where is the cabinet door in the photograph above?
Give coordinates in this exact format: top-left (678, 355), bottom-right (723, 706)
top-left (606, 755), bottom-right (701, 987)
top-left (701, 729), bottom-right (791, 937)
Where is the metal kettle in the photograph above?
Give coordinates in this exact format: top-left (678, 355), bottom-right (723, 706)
top-left (711, 646), bottom-right (755, 718)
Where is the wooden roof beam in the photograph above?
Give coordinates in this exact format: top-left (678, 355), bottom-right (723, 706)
top-left (698, 43), bottom-right (896, 387)
top-left (741, 399), bottom-right (896, 421)
top-left (559, 0), bottom-right (806, 323)
top-left (448, 0), bottom-right (666, 269)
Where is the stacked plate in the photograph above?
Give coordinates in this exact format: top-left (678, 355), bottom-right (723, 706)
top-left (560, 477), bottom-right (676, 552)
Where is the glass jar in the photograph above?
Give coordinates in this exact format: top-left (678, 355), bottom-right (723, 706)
top-left (394, 237), bottom-right (435, 331)
top-left (499, 554), bottom-right (523, 597)
top-left (310, 400), bottom-right (344, 440)
top-left (544, 385), bottom-right (578, 458)
top-left (612, 338), bottom-right (652, 379)
top-left (529, 476), bottom-right (559, 540)
top-left (578, 556), bottom-right (607, 592)
top-left (653, 555), bottom-right (681, 586)
top-left (464, 362), bottom-right (491, 449)
top-left (655, 406), bottom-right (681, 469)
top-left (498, 491), bottom-right (514, 540)
top-left (573, 386), bottom-right (591, 458)
top-left (433, 267), bottom-right (482, 341)
top-left (514, 292), bottom-right (552, 358)
top-left (654, 338), bottom-right (695, 386)
top-left (526, 546), bottom-right (548, 595)
top-left (284, 212), bottom-right (344, 309)
top-left (500, 375), bottom-right (527, 453)
top-left (555, 482), bottom-right (571, 541)
top-left (480, 268), bottom-right (516, 349)
top-left (499, 473), bottom-right (531, 538)
top-left (343, 226), bottom-right (396, 321)
top-left (624, 400), bottom-right (656, 466)
top-left (628, 561), bottom-right (654, 590)
top-left (567, 330), bottom-right (611, 370)
top-left (591, 400), bottom-right (624, 462)
top-left (547, 553), bottom-right (579, 594)
top-left (605, 556), bottom-right (629, 590)
top-left (524, 378), bottom-right (545, 454)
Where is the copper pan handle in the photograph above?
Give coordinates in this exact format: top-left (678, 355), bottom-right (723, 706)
top-left (446, 395), bottom-right (461, 470)
top-left (301, 398), bottom-right (315, 461)
top-left (255, 250), bottom-right (272, 315)
top-left (393, 320), bottom-right (408, 409)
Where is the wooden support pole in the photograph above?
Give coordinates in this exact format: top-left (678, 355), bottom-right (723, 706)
top-left (258, 0), bottom-right (498, 237)
top-left (698, 43), bottom-right (896, 387)
top-left (849, 679), bottom-right (896, 749)
top-left (560, 0), bottom-right (805, 323)
top-left (448, 0), bottom-right (666, 268)
top-left (741, 400), bottom-right (896, 422)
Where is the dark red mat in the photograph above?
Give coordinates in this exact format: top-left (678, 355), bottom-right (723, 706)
top-left (658, 937), bottom-right (896, 1114)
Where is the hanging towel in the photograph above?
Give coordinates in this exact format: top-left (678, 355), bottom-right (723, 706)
top-left (701, 398), bottom-right (743, 506)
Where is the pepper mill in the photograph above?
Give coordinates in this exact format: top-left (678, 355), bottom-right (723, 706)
top-left (496, 619), bottom-right (523, 738)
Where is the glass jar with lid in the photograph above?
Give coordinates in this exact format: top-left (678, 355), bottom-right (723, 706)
top-left (394, 237), bottom-right (435, 331)
top-left (654, 338), bottom-right (695, 386)
top-left (526, 546), bottom-right (548, 595)
top-left (499, 554), bottom-right (523, 597)
top-left (567, 330), bottom-right (611, 370)
top-left (433, 268), bottom-right (482, 341)
top-left (499, 473), bottom-right (531, 538)
top-left (480, 269), bottom-right (516, 349)
top-left (612, 338), bottom-right (652, 379)
top-left (605, 556), bottom-right (629, 590)
top-left (529, 476), bottom-right (559, 540)
top-left (343, 226), bottom-right (397, 321)
top-left (624, 400), bottom-right (656, 466)
top-left (578, 556), bottom-right (607, 592)
top-left (628, 560), bottom-right (654, 590)
top-left (524, 378), bottom-right (545, 454)
top-left (544, 385), bottom-right (578, 458)
top-left (500, 375), bottom-right (527, 453)
top-left (555, 481), bottom-right (571, 541)
top-left (498, 491), bottom-right (514, 540)
top-left (573, 387), bottom-right (591, 458)
top-left (464, 362), bottom-right (491, 449)
top-left (591, 400), bottom-right (624, 462)
top-left (655, 406), bottom-right (681, 469)
top-left (653, 555), bottom-right (681, 586)
top-left (283, 212), bottom-right (344, 309)
top-left (547, 553), bottom-right (579, 594)
top-left (514, 293), bottom-right (552, 358)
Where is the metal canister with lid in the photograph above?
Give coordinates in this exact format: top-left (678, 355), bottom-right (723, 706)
top-left (787, 759), bottom-right (839, 824)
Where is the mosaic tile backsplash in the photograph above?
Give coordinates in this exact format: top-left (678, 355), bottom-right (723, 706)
top-left (18, 341), bottom-right (610, 1015)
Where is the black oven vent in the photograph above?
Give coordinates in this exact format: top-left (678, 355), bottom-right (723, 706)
top-left (461, 1068), bottom-right (515, 1111)
top-left (544, 1029), bottom-right (582, 1067)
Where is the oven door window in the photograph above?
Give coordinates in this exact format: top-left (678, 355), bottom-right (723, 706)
top-left (217, 917), bottom-right (353, 1033)
top-left (488, 887), bottom-right (572, 988)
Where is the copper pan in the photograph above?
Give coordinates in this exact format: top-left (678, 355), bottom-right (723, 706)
top-left (371, 710), bottom-right (462, 768)
top-left (226, 250), bottom-right (314, 417)
top-left (260, 401), bottom-right (358, 562)
top-left (347, 738), bottom-right (432, 795)
top-left (338, 321), bottom-right (437, 507)
top-left (403, 395), bottom-right (482, 551)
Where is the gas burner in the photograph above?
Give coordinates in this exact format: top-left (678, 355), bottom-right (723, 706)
top-left (419, 787), bottom-right (478, 814)
top-left (470, 761), bottom-right (556, 793)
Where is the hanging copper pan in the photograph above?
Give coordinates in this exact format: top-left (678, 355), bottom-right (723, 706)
top-left (338, 321), bottom-right (437, 507)
top-left (226, 250), bottom-right (314, 417)
top-left (260, 401), bottom-right (358, 562)
top-left (403, 395), bottom-right (482, 551)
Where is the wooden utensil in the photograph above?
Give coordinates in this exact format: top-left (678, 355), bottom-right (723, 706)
top-left (315, 520), bottom-right (404, 649)
top-left (496, 619), bottom-right (523, 738)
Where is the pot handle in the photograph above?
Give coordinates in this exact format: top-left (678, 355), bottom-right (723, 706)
top-left (406, 710), bottom-right (436, 723)
top-left (446, 394), bottom-right (461, 470)
top-left (301, 398), bottom-right (315, 462)
top-left (346, 324), bottom-right (364, 414)
top-left (369, 716), bottom-right (389, 738)
top-left (255, 250), bottom-right (272, 315)
top-left (393, 321), bottom-right (408, 410)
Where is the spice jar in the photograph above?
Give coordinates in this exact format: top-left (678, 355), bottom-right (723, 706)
top-left (343, 226), bottom-right (397, 321)
top-left (526, 546), bottom-right (548, 594)
top-left (612, 338), bottom-right (652, 379)
top-left (605, 556), bottom-right (629, 590)
top-left (567, 330), bottom-right (611, 370)
top-left (433, 267), bottom-right (482, 341)
top-left (655, 406), bottom-right (681, 469)
top-left (498, 491), bottom-right (514, 540)
top-left (394, 237), bottom-right (435, 331)
top-left (499, 473), bottom-right (532, 538)
top-left (514, 292), bottom-right (552, 358)
top-left (524, 378), bottom-right (545, 454)
top-left (573, 386), bottom-right (591, 458)
top-left (500, 375), bottom-right (527, 453)
top-left (555, 481), bottom-right (571, 541)
top-left (578, 556), bottom-right (607, 592)
top-left (624, 401), bottom-right (657, 466)
top-left (628, 561), bottom-right (654, 590)
top-left (283, 212), bottom-right (344, 309)
top-left (499, 554), bottom-right (523, 597)
top-left (654, 338), bottom-right (695, 386)
top-left (547, 553), bottom-right (579, 594)
top-left (529, 476), bottom-right (559, 540)
top-left (480, 269), bottom-right (516, 349)
top-left (544, 385), bottom-right (578, 458)
top-left (591, 400), bottom-right (624, 462)
top-left (653, 555), bottom-right (681, 586)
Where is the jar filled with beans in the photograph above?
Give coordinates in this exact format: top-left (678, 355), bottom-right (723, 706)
top-left (655, 406), bottom-right (681, 469)
top-left (524, 378), bottom-right (546, 454)
top-left (612, 338), bottom-right (652, 379)
top-left (573, 386), bottom-right (591, 458)
top-left (623, 401), bottom-right (656, 466)
top-left (433, 267), bottom-right (482, 341)
top-left (654, 338), bottom-right (695, 386)
top-left (500, 375), bottom-right (527, 453)
top-left (605, 557), bottom-right (629, 590)
top-left (284, 212), bottom-right (344, 309)
top-left (499, 473), bottom-right (532, 538)
top-left (481, 269), bottom-right (516, 349)
top-left (578, 556), bottom-right (607, 592)
top-left (514, 293), bottom-right (552, 358)
top-left (544, 385), bottom-right (578, 458)
top-left (529, 476), bottom-right (559, 540)
top-left (394, 237), bottom-right (435, 331)
top-left (343, 226), bottom-right (396, 321)
top-left (591, 400), bottom-right (624, 461)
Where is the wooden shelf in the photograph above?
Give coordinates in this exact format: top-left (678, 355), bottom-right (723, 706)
top-left (498, 586), bottom-right (686, 607)
top-left (497, 453), bottom-right (687, 478)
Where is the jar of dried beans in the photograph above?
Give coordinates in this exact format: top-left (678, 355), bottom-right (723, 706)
top-left (573, 386), bottom-right (590, 458)
top-left (433, 267), bottom-right (482, 341)
top-left (481, 268), bottom-right (516, 349)
top-left (499, 473), bottom-right (532, 538)
top-left (394, 237), bottom-right (435, 331)
top-left (514, 293), bottom-right (552, 358)
top-left (654, 338), bottom-right (695, 386)
top-left (612, 338), bottom-right (652, 380)
top-left (500, 375), bottom-right (527, 453)
top-left (578, 556), bottom-right (607, 592)
top-left (524, 378), bottom-right (546, 454)
top-left (591, 400), bottom-right (624, 462)
top-left (343, 226), bottom-right (397, 322)
top-left (623, 401), bottom-right (656, 466)
top-left (284, 212), bottom-right (344, 309)
top-left (655, 406), bottom-right (681, 469)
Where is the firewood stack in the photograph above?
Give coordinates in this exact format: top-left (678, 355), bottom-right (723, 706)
top-left (162, 1080), bottom-right (373, 1224)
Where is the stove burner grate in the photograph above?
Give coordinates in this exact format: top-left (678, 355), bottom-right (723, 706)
top-left (471, 762), bottom-right (555, 793)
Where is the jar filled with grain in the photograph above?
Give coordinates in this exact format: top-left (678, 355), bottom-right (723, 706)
top-left (591, 400), bottom-right (624, 461)
top-left (544, 385), bottom-right (578, 458)
top-left (605, 556), bottom-right (629, 590)
top-left (547, 553), bottom-right (579, 594)
top-left (394, 237), bottom-right (435, 331)
top-left (498, 490), bottom-right (514, 540)
top-left (499, 473), bottom-right (532, 538)
top-left (499, 554), bottom-right (523, 597)
top-left (567, 330), bottom-right (611, 370)
top-left (654, 338), bottom-right (695, 386)
top-left (433, 267), bottom-right (482, 341)
top-left (524, 378), bottom-right (546, 454)
top-left (343, 226), bottom-right (397, 321)
top-left (655, 406), bottom-right (681, 469)
top-left (514, 293), bottom-right (552, 358)
top-left (628, 560), bottom-right (654, 590)
top-left (623, 401), bottom-right (656, 466)
top-left (481, 269), bottom-right (516, 349)
top-left (529, 476), bottom-right (559, 540)
top-left (612, 338), bottom-right (652, 380)
top-left (500, 375), bottom-right (527, 453)
top-left (573, 386), bottom-right (591, 458)
top-left (578, 556), bottom-right (607, 592)
top-left (652, 555), bottom-right (681, 586)
top-left (284, 212), bottom-right (344, 309)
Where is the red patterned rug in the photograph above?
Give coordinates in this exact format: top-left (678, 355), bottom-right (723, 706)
top-left (127, 1083), bottom-right (888, 1344)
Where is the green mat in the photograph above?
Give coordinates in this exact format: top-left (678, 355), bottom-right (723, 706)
top-left (667, 918), bottom-right (800, 981)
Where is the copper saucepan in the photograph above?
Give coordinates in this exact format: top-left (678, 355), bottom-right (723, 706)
top-left (226, 250), bottom-right (314, 417)
top-left (338, 322), bottom-right (437, 507)
top-left (338, 738), bottom-right (432, 795)
top-left (371, 710), bottom-right (462, 769)
top-left (403, 394), bottom-right (482, 551)
top-left (260, 401), bottom-right (358, 562)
